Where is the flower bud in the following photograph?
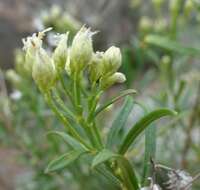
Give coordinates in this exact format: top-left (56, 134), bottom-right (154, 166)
top-left (184, 0), bottom-right (194, 16)
top-left (88, 52), bottom-right (104, 83)
top-left (161, 55), bottom-right (171, 65)
top-left (6, 69), bottom-right (22, 87)
top-left (65, 49), bottom-right (71, 76)
top-left (169, 0), bottom-right (180, 14)
top-left (139, 16), bottom-right (153, 33)
top-left (70, 26), bottom-right (94, 73)
top-left (59, 13), bottom-right (81, 34)
top-left (160, 55), bottom-right (171, 80)
top-left (102, 46), bottom-right (122, 75)
top-left (22, 28), bottom-right (52, 74)
top-left (100, 72), bottom-right (126, 90)
top-left (152, 0), bottom-right (164, 9)
top-left (53, 33), bottom-right (68, 71)
top-left (32, 48), bottom-right (56, 92)
top-left (50, 5), bottom-right (62, 19)
top-left (154, 18), bottom-right (168, 33)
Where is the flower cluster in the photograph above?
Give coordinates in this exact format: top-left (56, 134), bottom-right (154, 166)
top-left (22, 26), bottom-right (125, 92)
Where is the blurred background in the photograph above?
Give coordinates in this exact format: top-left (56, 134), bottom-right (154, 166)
top-left (0, 0), bottom-right (200, 189)
top-left (0, 0), bottom-right (135, 69)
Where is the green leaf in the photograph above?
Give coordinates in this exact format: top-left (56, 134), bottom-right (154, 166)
top-left (145, 35), bottom-right (200, 56)
top-left (142, 124), bottom-right (156, 185)
top-left (117, 157), bottom-right (139, 190)
top-left (92, 149), bottom-right (139, 190)
top-left (47, 131), bottom-right (88, 150)
top-left (45, 149), bottom-right (85, 173)
top-left (133, 104), bottom-right (157, 185)
top-left (106, 96), bottom-right (134, 149)
top-left (95, 165), bottom-right (121, 187)
top-left (132, 103), bottom-right (156, 185)
top-left (94, 89), bottom-right (137, 117)
top-left (118, 108), bottom-right (177, 154)
top-left (92, 149), bottom-right (117, 168)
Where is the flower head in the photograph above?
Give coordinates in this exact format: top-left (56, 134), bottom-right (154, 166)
top-left (102, 46), bottom-right (122, 75)
top-left (100, 72), bottom-right (126, 90)
top-left (69, 26), bottom-right (95, 73)
top-left (22, 28), bottom-right (52, 73)
top-left (32, 48), bottom-right (56, 92)
top-left (53, 32), bottom-right (69, 71)
top-left (88, 51), bottom-right (104, 83)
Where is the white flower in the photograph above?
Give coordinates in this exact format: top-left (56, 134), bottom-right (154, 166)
top-left (88, 51), bottom-right (104, 82)
top-left (22, 28), bottom-right (52, 51)
top-left (100, 72), bottom-right (126, 90)
top-left (53, 32), bottom-right (69, 71)
top-left (70, 26), bottom-right (96, 73)
top-left (103, 46), bottom-right (122, 75)
top-left (22, 28), bottom-right (52, 73)
top-left (32, 48), bottom-right (56, 92)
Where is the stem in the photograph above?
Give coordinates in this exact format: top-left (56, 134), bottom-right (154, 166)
top-left (117, 157), bottom-right (140, 190)
top-left (92, 122), bottom-right (103, 148)
top-left (170, 0), bottom-right (182, 40)
top-left (88, 90), bottom-right (103, 123)
top-left (44, 91), bottom-right (90, 149)
top-left (73, 71), bottom-right (82, 113)
top-left (87, 89), bottom-right (103, 149)
top-left (155, 164), bottom-right (174, 171)
top-left (78, 118), bottom-right (97, 148)
top-left (58, 69), bottom-right (74, 105)
top-left (52, 90), bottom-right (76, 121)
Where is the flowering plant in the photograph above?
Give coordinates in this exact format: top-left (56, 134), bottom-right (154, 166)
top-left (21, 26), bottom-right (181, 190)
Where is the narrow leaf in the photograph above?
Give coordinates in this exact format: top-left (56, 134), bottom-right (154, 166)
top-left (142, 124), bottom-right (156, 185)
top-left (145, 35), bottom-right (200, 56)
top-left (119, 108), bottom-right (177, 154)
top-left (95, 165), bottom-right (121, 187)
top-left (95, 89), bottom-right (136, 117)
top-left (92, 149), bottom-right (139, 190)
top-left (117, 157), bottom-right (140, 190)
top-left (106, 96), bottom-right (134, 148)
top-left (47, 131), bottom-right (87, 150)
top-left (92, 149), bottom-right (117, 168)
top-left (45, 149), bottom-right (85, 173)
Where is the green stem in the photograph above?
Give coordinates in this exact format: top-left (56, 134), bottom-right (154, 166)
top-left (58, 70), bottom-right (74, 105)
top-left (86, 88), bottom-right (103, 149)
top-left (170, 0), bottom-right (182, 40)
top-left (44, 91), bottom-right (90, 149)
top-left (88, 90), bottom-right (103, 123)
top-left (73, 71), bottom-right (82, 113)
top-left (78, 118), bottom-right (97, 148)
top-left (52, 90), bottom-right (76, 121)
top-left (117, 157), bottom-right (140, 190)
top-left (91, 122), bottom-right (103, 148)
